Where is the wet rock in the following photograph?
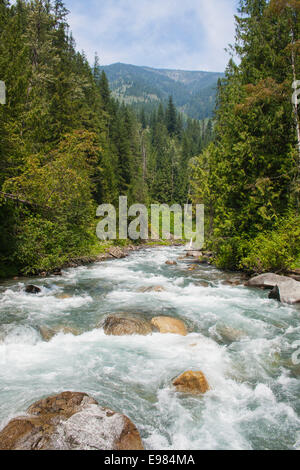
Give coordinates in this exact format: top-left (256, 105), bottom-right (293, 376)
top-left (137, 286), bottom-right (165, 293)
top-left (216, 325), bottom-right (245, 344)
top-left (165, 261), bottom-right (177, 266)
top-left (222, 280), bottom-right (243, 286)
top-left (197, 281), bottom-right (210, 287)
top-left (185, 252), bottom-right (211, 264)
top-left (246, 273), bottom-right (291, 289)
top-left (185, 251), bottom-right (203, 258)
top-left (247, 273), bottom-right (300, 304)
top-left (109, 247), bottom-right (126, 259)
top-left (268, 286), bottom-right (280, 301)
top-left (290, 364), bottom-right (300, 378)
top-left (102, 314), bottom-right (153, 336)
top-left (96, 253), bottom-right (110, 261)
top-left (0, 392), bottom-right (144, 450)
top-left (173, 371), bottom-right (210, 395)
top-left (25, 285), bottom-right (41, 294)
top-left (151, 316), bottom-right (187, 336)
top-left (39, 326), bottom-right (80, 341)
top-left (27, 391), bottom-right (97, 417)
top-left (274, 279), bottom-right (300, 304)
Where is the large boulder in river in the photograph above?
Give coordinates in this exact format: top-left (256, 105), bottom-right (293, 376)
top-left (151, 316), bottom-right (187, 336)
top-left (102, 314), bottom-right (153, 336)
top-left (246, 273), bottom-right (291, 289)
top-left (173, 371), bottom-right (210, 395)
top-left (247, 273), bottom-right (300, 304)
top-left (268, 279), bottom-right (300, 304)
top-left (0, 392), bottom-right (144, 450)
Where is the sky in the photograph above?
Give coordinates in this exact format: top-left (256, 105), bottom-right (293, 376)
top-left (64, 0), bottom-right (239, 73)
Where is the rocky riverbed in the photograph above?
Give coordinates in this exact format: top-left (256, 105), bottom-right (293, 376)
top-left (0, 246), bottom-right (299, 450)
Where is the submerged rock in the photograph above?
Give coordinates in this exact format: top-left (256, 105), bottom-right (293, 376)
top-left (137, 285), bottom-right (165, 293)
top-left (173, 371), bottom-right (210, 395)
top-left (39, 326), bottom-right (80, 342)
top-left (25, 285), bottom-right (41, 294)
top-left (102, 314), bottom-right (153, 336)
top-left (216, 325), bottom-right (245, 344)
top-left (165, 260), bottom-right (177, 266)
top-left (55, 293), bottom-right (72, 300)
top-left (151, 316), bottom-right (187, 336)
top-left (0, 392), bottom-right (144, 450)
top-left (197, 281), bottom-right (210, 287)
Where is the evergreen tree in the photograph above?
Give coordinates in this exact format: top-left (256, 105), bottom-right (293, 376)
top-left (190, 0), bottom-right (300, 271)
top-left (166, 95), bottom-right (177, 135)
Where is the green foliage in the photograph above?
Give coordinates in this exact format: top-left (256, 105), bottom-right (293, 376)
top-left (240, 215), bottom-right (300, 273)
top-left (190, 0), bottom-right (300, 272)
top-left (0, 0), bottom-right (204, 276)
top-left (14, 215), bottom-right (97, 275)
top-left (213, 237), bottom-right (249, 271)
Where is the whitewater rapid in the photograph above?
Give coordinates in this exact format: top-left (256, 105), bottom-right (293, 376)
top-left (0, 246), bottom-right (299, 450)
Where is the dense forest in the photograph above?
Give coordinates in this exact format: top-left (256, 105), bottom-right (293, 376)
top-left (191, 0), bottom-right (300, 273)
top-left (0, 0), bottom-right (212, 277)
top-left (1, 0), bottom-right (300, 278)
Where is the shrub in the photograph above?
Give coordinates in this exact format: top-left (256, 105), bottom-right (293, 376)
top-left (240, 215), bottom-right (300, 273)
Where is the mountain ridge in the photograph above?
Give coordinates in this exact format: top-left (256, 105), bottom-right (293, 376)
top-left (100, 63), bottom-right (224, 120)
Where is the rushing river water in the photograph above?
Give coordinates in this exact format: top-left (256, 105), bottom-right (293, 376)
top-left (0, 246), bottom-right (299, 450)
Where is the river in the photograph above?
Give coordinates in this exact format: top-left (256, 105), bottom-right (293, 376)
top-left (0, 246), bottom-right (299, 450)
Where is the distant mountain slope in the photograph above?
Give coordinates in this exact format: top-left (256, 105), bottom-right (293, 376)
top-left (100, 63), bottom-right (224, 120)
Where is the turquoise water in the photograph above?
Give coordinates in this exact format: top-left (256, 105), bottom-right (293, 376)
top-left (0, 246), bottom-right (299, 450)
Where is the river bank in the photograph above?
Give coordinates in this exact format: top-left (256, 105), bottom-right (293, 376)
top-left (7, 240), bottom-right (185, 282)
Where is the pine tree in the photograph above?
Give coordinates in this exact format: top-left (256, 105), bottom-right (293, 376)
top-left (99, 70), bottom-right (111, 113)
top-left (190, 0), bottom-right (300, 270)
top-left (166, 95), bottom-right (177, 136)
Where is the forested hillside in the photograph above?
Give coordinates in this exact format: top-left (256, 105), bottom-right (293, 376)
top-left (0, 0), bottom-right (211, 277)
top-left (100, 63), bottom-right (223, 120)
top-left (190, 0), bottom-right (300, 273)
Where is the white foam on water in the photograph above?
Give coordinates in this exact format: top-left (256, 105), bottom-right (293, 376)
top-left (0, 246), bottom-right (299, 450)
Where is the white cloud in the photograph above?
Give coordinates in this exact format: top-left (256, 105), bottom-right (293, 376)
top-left (65, 0), bottom-right (239, 72)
